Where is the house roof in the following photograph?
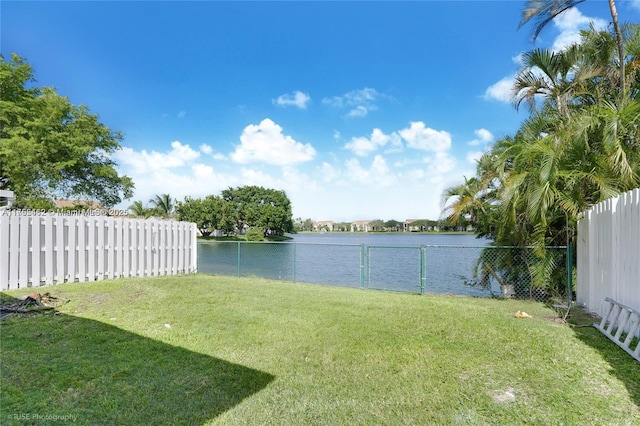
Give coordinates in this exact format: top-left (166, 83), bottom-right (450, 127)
top-left (53, 199), bottom-right (104, 209)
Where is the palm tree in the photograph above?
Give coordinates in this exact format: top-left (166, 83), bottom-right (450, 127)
top-left (512, 45), bottom-right (602, 114)
top-left (128, 200), bottom-right (150, 218)
top-left (518, 0), bottom-right (626, 100)
top-left (441, 177), bottom-right (487, 225)
top-left (149, 194), bottom-right (174, 218)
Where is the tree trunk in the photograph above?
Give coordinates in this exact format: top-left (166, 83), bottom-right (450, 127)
top-left (607, 0), bottom-right (625, 101)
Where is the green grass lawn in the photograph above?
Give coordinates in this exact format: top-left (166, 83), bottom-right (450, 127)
top-left (1, 274), bottom-right (638, 425)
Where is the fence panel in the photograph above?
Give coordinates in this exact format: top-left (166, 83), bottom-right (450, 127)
top-left (424, 246), bottom-right (495, 297)
top-left (0, 214), bottom-right (197, 290)
top-left (577, 188), bottom-right (640, 319)
top-left (197, 241), bottom-right (364, 288)
top-left (294, 243), bottom-right (361, 288)
top-left (367, 246), bottom-right (422, 293)
top-left (198, 241), bottom-right (568, 299)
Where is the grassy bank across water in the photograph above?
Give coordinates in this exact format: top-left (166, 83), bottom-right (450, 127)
top-left (1, 274), bottom-right (638, 425)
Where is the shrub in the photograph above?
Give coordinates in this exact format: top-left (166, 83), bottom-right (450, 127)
top-left (246, 227), bottom-right (265, 241)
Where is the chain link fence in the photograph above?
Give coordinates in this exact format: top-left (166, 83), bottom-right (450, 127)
top-left (198, 242), bottom-right (571, 301)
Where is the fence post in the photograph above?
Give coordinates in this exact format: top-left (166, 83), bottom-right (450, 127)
top-left (567, 243), bottom-right (573, 301)
top-left (420, 245), bottom-right (426, 295)
top-left (237, 241), bottom-right (241, 277)
top-left (360, 244), bottom-right (365, 289)
top-left (293, 243), bottom-right (297, 283)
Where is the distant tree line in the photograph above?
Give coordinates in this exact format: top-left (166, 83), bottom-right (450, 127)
top-left (293, 218), bottom-right (465, 233)
top-left (167, 186), bottom-right (292, 239)
top-left (128, 187), bottom-right (294, 239)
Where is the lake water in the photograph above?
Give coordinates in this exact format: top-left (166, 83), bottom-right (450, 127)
top-left (197, 233), bottom-right (504, 297)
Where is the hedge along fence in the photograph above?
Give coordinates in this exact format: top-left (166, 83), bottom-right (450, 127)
top-left (577, 187), bottom-right (640, 319)
top-left (0, 213), bottom-right (198, 290)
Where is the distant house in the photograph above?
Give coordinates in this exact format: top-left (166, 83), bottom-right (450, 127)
top-left (313, 221), bottom-right (334, 232)
top-left (404, 219), bottom-right (423, 232)
top-left (351, 220), bottom-right (373, 232)
top-left (0, 190), bottom-right (15, 210)
top-left (403, 219), bottom-right (439, 232)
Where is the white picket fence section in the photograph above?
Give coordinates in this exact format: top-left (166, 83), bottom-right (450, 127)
top-left (577, 188), bottom-right (640, 320)
top-left (0, 214), bottom-right (198, 290)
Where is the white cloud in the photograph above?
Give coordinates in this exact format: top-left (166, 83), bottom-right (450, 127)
top-left (231, 118), bottom-right (316, 165)
top-left (344, 128), bottom-right (402, 156)
top-left (345, 155), bottom-right (396, 187)
top-left (551, 8), bottom-right (607, 52)
top-left (468, 128), bottom-right (494, 146)
top-left (484, 75), bottom-right (516, 103)
top-left (115, 141), bottom-right (200, 173)
top-left (273, 91), bottom-right (311, 109)
top-left (320, 162), bottom-right (340, 182)
top-left (177, 110), bottom-right (186, 119)
top-left (237, 167), bottom-right (280, 187)
top-left (399, 121), bottom-right (451, 152)
top-left (466, 151), bottom-right (485, 164)
top-left (322, 87), bottom-right (385, 118)
top-left (466, 128), bottom-right (493, 165)
top-left (113, 141), bottom-right (223, 205)
top-left (112, 119), bottom-right (465, 223)
top-left (347, 105), bottom-right (371, 117)
top-left (423, 151), bottom-right (456, 177)
top-left (192, 163), bottom-right (214, 178)
top-left (213, 152), bottom-right (227, 161)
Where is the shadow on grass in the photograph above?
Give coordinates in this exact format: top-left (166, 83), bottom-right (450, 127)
top-left (0, 294), bottom-right (274, 425)
top-left (568, 308), bottom-right (640, 408)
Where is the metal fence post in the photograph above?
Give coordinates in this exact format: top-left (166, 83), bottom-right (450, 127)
top-left (567, 243), bottom-right (573, 301)
top-left (237, 241), bottom-right (241, 277)
top-left (420, 245), bottom-right (426, 295)
top-left (360, 244), bottom-right (365, 289)
top-left (293, 242), bottom-right (297, 283)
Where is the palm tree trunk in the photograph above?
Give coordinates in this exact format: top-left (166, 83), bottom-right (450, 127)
top-left (607, 0), bottom-right (625, 101)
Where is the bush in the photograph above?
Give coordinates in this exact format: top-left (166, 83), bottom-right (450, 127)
top-left (246, 227), bottom-right (265, 241)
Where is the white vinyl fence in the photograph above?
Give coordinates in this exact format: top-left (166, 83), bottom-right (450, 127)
top-left (577, 188), bottom-right (640, 318)
top-left (0, 213), bottom-right (197, 290)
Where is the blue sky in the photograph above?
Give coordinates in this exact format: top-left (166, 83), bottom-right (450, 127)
top-left (3, 1), bottom-right (639, 222)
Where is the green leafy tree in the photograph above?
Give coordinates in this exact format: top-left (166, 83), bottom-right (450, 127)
top-left (175, 196), bottom-right (218, 236)
top-left (334, 222), bottom-right (351, 232)
top-left (222, 186), bottom-right (293, 236)
top-left (217, 199), bottom-right (238, 236)
top-left (176, 195), bottom-right (239, 236)
top-left (297, 218), bottom-right (314, 232)
top-left (0, 53), bottom-right (134, 207)
top-left (384, 220), bottom-right (402, 231)
top-left (369, 219), bottom-right (385, 231)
